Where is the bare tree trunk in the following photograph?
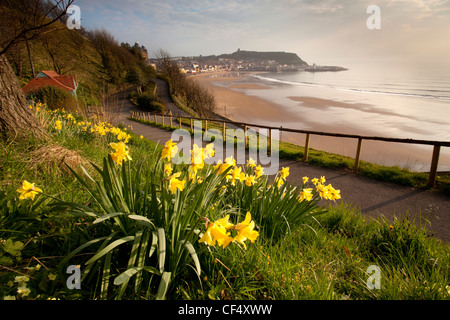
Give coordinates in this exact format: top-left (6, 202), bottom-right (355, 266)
top-left (25, 38), bottom-right (35, 78)
top-left (0, 54), bottom-right (47, 141)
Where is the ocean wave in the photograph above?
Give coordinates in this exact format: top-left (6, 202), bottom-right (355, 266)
top-left (253, 75), bottom-right (450, 101)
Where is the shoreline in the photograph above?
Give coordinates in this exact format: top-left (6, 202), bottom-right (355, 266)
top-left (192, 72), bottom-right (450, 172)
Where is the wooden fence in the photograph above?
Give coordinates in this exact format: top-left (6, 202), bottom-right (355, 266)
top-left (130, 110), bottom-right (450, 187)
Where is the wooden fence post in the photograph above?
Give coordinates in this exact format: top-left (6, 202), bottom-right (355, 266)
top-left (154, 113), bottom-right (157, 123)
top-left (179, 116), bottom-right (182, 129)
top-left (222, 121), bottom-right (226, 143)
top-left (244, 125), bottom-right (248, 148)
top-left (304, 133), bottom-right (310, 161)
top-left (427, 145), bottom-right (441, 187)
top-left (190, 118), bottom-right (193, 132)
top-left (204, 120), bottom-right (208, 132)
top-left (162, 114), bottom-right (165, 127)
top-left (169, 111), bottom-right (173, 128)
top-left (354, 138), bottom-right (363, 173)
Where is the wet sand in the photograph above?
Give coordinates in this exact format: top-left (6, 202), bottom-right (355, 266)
top-left (193, 72), bottom-right (450, 171)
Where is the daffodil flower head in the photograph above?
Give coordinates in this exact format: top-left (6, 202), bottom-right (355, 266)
top-left (161, 139), bottom-right (178, 161)
top-left (233, 212), bottom-right (259, 249)
top-left (164, 163), bottom-right (173, 176)
top-left (298, 188), bottom-right (313, 202)
top-left (247, 158), bottom-right (256, 168)
top-left (204, 143), bottom-right (215, 159)
top-left (109, 142), bottom-right (132, 165)
top-left (199, 212), bottom-right (259, 249)
top-left (254, 165), bottom-right (264, 178)
top-left (245, 175), bottom-right (256, 187)
top-left (16, 180), bottom-right (43, 200)
top-left (199, 221), bottom-right (233, 248)
top-left (280, 167), bottom-right (290, 180)
top-left (168, 175), bottom-right (186, 194)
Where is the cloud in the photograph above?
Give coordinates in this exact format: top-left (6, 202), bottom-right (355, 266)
top-left (74, 0), bottom-right (450, 64)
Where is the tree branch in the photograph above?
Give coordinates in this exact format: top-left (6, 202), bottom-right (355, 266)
top-left (0, 0), bottom-right (74, 56)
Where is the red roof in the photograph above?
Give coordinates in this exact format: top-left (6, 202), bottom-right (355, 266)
top-left (22, 70), bottom-right (78, 94)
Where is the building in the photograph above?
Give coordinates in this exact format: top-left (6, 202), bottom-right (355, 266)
top-left (22, 70), bottom-right (78, 97)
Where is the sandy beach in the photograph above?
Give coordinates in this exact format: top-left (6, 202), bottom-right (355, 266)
top-left (192, 72), bottom-right (450, 172)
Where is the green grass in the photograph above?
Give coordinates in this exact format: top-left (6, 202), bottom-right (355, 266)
top-left (1, 106), bottom-right (449, 301)
top-left (185, 204), bottom-right (450, 300)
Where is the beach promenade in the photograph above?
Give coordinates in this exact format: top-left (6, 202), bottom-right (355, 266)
top-left (116, 86), bottom-right (450, 243)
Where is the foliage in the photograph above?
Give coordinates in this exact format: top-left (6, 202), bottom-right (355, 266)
top-left (1, 103), bottom-right (449, 301)
top-left (136, 91), bottom-right (165, 113)
top-left (28, 85), bottom-right (79, 112)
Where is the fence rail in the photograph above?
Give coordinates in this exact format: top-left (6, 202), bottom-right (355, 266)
top-left (130, 110), bottom-right (450, 187)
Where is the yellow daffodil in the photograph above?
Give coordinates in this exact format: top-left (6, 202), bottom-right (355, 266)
top-left (168, 176), bottom-right (185, 194)
top-left (204, 143), bottom-right (215, 158)
top-left (280, 167), bottom-right (290, 180)
top-left (199, 212), bottom-right (259, 249)
top-left (233, 212), bottom-right (259, 249)
top-left (216, 214), bottom-right (234, 230)
top-left (245, 175), bottom-right (256, 187)
top-left (109, 142), bottom-right (132, 165)
top-left (298, 188), bottom-right (313, 202)
top-left (55, 120), bottom-right (62, 130)
top-left (302, 176), bottom-right (309, 184)
top-left (161, 139), bottom-right (178, 161)
top-left (164, 163), bottom-right (173, 176)
top-left (311, 178), bottom-right (319, 185)
top-left (320, 176), bottom-right (326, 184)
top-left (189, 144), bottom-right (205, 179)
top-left (16, 180), bottom-right (43, 200)
top-left (247, 158), bottom-right (256, 167)
top-left (317, 183), bottom-right (328, 199)
top-left (228, 166), bottom-right (245, 186)
top-left (254, 165), bottom-right (264, 178)
top-left (199, 222), bottom-right (233, 248)
top-left (325, 184), bottom-right (341, 201)
top-left (215, 156), bottom-right (236, 175)
top-left (276, 177), bottom-right (284, 188)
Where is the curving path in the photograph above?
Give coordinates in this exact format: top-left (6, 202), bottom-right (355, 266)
top-left (116, 81), bottom-right (450, 243)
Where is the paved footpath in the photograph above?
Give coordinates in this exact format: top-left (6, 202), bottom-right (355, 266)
top-left (116, 89), bottom-right (450, 243)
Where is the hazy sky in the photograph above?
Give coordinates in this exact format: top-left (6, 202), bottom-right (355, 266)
top-left (75, 0), bottom-right (450, 67)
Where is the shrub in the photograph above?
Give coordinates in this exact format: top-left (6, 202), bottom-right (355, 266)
top-left (29, 85), bottom-right (79, 112)
top-left (136, 92), bottom-right (165, 113)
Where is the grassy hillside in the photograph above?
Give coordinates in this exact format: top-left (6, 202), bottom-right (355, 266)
top-left (1, 103), bottom-right (448, 301)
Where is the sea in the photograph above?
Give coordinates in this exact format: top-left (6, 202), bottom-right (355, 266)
top-left (213, 61), bottom-right (450, 172)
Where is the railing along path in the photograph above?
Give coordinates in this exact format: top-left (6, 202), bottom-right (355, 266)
top-left (130, 110), bottom-right (450, 187)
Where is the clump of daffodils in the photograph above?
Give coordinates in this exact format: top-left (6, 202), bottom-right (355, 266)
top-left (306, 176), bottom-right (341, 201)
top-left (199, 212), bottom-right (259, 250)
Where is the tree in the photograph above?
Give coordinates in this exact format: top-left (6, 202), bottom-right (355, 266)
top-left (125, 66), bottom-right (146, 94)
top-left (0, 54), bottom-right (47, 141)
top-left (0, 0), bottom-right (74, 141)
